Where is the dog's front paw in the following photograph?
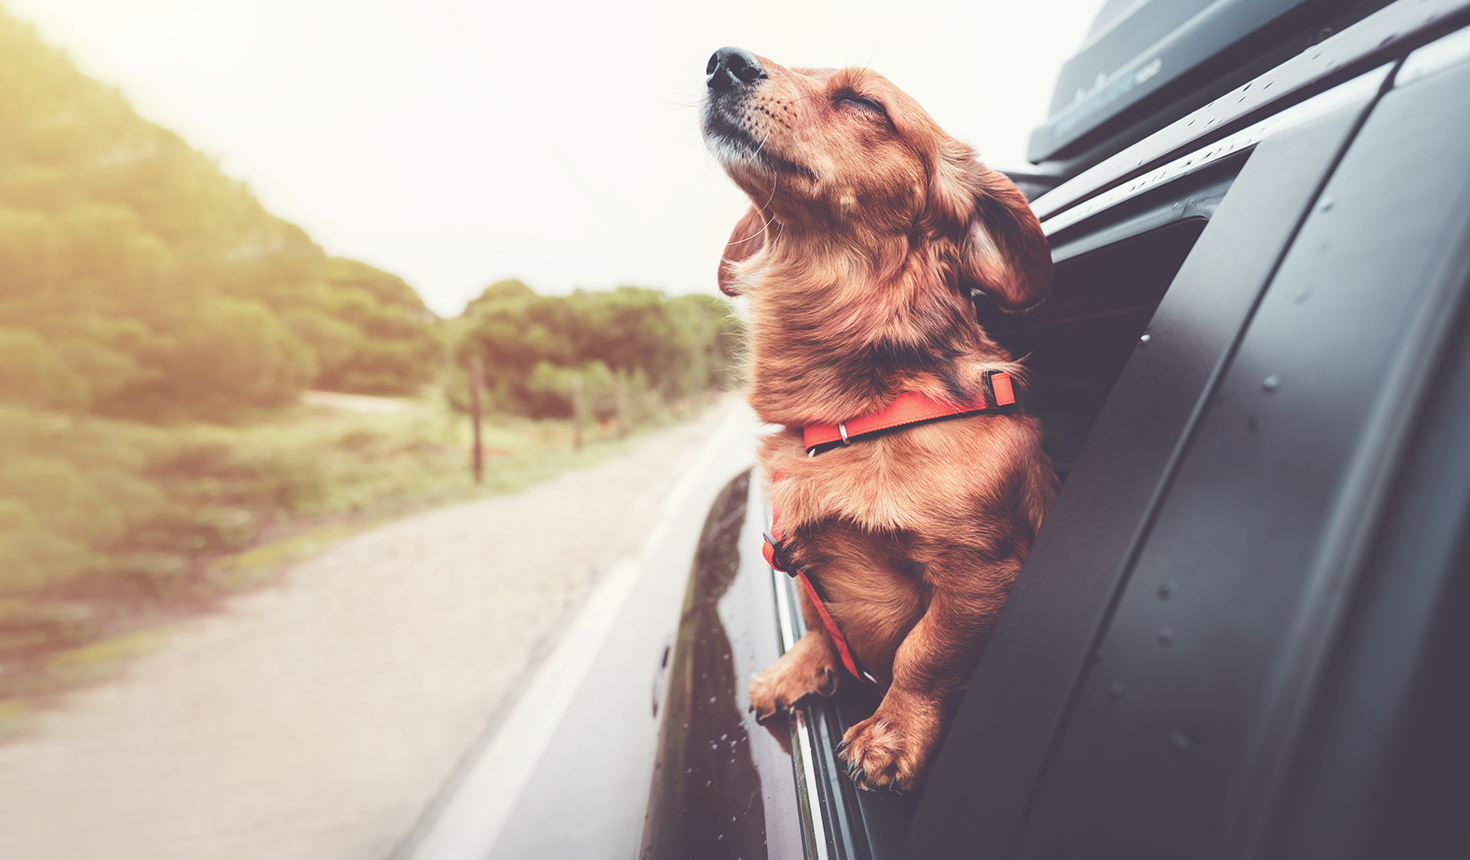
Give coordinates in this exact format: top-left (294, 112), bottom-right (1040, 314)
top-left (837, 713), bottom-right (932, 793)
top-left (747, 669), bottom-right (792, 723)
top-left (747, 634), bottom-right (840, 722)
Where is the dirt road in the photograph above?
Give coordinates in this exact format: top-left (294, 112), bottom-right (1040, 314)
top-left (0, 400), bottom-right (739, 860)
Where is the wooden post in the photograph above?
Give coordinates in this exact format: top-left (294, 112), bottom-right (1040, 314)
top-left (571, 374), bottom-right (585, 451)
top-left (469, 356), bottom-right (484, 484)
top-left (614, 373), bottom-right (629, 438)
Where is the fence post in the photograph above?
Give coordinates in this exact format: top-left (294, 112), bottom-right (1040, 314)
top-left (470, 356), bottom-right (484, 484)
top-left (615, 373), bottom-right (629, 438)
top-left (571, 374), bottom-right (585, 451)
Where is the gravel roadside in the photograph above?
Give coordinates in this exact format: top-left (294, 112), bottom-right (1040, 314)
top-left (0, 398), bottom-right (738, 860)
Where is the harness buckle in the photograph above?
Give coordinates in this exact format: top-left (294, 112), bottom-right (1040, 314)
top-left (838, 422), bottom-right (850, 444)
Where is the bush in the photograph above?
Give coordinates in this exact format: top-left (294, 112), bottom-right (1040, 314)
top-left (450, 284), bottom-right (741, 419)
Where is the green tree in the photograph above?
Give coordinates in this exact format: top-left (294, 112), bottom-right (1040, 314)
top-left (0, 9), bottom-right (442, 416)
top-left (450, 283), bottom-right (741, 419)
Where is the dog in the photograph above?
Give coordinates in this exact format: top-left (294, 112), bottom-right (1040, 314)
top-left (701, 47), bottom-right (1058, 793)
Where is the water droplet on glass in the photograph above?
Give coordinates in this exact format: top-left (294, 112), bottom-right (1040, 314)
top-left (1248, 415), bottom-right (1266, 431)
top-left (1139, 333), bottom-right (1151, 347)
top-left (1169, 727), bottom-right (1199, 758)
top-left (1157, 580), bottom-right (1175, 600)
top-left (1157, 627), bottom-right (1175, 646)
top-left (1262, 375), bottom-right (1281, 393)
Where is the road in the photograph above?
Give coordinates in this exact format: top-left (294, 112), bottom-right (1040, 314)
top-left (0, 397), bottom-right (754, 860)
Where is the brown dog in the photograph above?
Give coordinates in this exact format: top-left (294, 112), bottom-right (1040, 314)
top-left (701, 47), bottom-right (1058, 793)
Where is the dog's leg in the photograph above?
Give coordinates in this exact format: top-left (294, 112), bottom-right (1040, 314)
top-left (748, 586), bottom-right (841, 721)
top-left (837, 582), bottom-right (1008, 793)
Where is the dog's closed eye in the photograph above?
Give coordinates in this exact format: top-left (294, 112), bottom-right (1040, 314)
top-left (834, 90), bottom-right (888, 119)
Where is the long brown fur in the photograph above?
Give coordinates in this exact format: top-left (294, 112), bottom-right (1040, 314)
top-left (702, 50), bottom-right (1058, 792)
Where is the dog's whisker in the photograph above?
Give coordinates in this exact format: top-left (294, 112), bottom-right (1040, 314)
top-left (653, 87), bottom-right (705, 108)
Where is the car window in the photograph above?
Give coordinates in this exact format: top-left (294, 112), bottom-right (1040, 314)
top-left (982, 166), bottom-right (1237, 478)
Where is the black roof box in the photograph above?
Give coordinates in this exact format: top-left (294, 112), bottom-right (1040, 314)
top-left (1029, 0), bottom-right (1390, 164)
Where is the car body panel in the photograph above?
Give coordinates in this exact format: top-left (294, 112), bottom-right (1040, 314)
top-left (906, 91), bottom-right (1378, 859)
top-left (1266, 268), bottom-right (1470, 860)
top-left (1012, 56), bottom-right (1470, 860)
top-left (641, 469), bottom-right (810, 860)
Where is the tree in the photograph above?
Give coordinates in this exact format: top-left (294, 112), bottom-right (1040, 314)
top-left (450, 283), bottom-right (741, 419)
top-left (0, 9), bottom-right (443, 415)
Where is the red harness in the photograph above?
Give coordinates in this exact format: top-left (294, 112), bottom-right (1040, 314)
top-left (801, 371), bottom-right (1016, 454)
top-left (762, 372), bottom-right (1018, 685)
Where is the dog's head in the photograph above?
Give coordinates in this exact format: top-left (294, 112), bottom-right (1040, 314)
top-left (701, 47), bottom-right (1050, 313)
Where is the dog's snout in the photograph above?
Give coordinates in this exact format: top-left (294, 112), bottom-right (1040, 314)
top-left (706, 47), bottom-right (765, 92)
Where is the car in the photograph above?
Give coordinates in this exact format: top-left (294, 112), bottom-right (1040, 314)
top-left (639, 1), bottom-right (1470, 858)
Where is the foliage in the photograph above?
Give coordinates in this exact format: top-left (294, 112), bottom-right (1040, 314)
top-left (308, 258), bottom-right (443, 395)
top-left (0, 10), bottom-right (745, 712)
top-left (0, 397), bottom-right (655, 599)
top-left (0, 10), bottom-right (440, 417)
top-left (0, 395), bottom-right (680, 711)
top-left (463, 278), bottom-right (536, 315)
top-left (451, 283), bottom-right (742, 419)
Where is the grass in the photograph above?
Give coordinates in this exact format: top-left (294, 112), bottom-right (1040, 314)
top-left (0, 390), bottom-right (715, 730)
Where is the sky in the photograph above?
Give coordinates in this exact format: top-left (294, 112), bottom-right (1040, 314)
top-left (6, 0), bottom-right (1107, 317)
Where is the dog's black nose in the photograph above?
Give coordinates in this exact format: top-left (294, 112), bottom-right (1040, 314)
top-left (707, 47), bottom-right (765, 92)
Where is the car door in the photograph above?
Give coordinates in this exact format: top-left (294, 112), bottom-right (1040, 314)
top-left (909, 27), bottom-right (1470, 860)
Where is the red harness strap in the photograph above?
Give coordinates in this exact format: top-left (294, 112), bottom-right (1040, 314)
top-left (763, 375), bottom-right (1020, 685)
top-left (802, 370), bottom-right (1016, 454)
top-left (763, 473), bottom-right (875, 685)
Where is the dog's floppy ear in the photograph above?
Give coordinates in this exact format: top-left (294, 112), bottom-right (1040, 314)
top-left (718, 205), bottom-right (769, 296)
top-left (938, 148), bottom-right (1053, 312)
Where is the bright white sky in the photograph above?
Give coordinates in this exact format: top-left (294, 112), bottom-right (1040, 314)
top-left (6, 0), bottom-right (1106, 317)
